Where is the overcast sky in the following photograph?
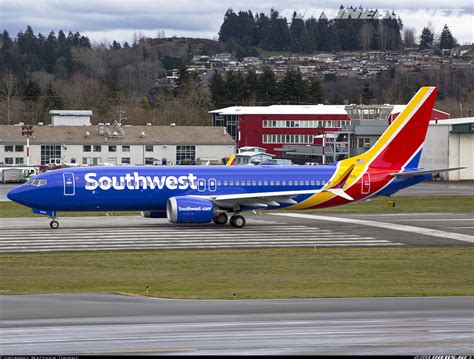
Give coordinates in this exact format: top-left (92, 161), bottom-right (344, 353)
top-left (1, 0), bottom-right (473, 45)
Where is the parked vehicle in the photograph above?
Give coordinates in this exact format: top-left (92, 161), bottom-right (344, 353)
top-left (1, 168), bottom-right (24, 183)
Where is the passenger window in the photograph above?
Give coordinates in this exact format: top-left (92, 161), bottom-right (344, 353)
top-left (217, 181), bottom-right (222, 186)
top-left (270, 181), bottom-right (274, 185)
top-left (264, 181), bottom-right (268, 186)
top-left (258, 181), bottom-right (262, 186)
top-left (229, 181), bottom-right (234, 186)
top-left (252, 180), bottom-right (256, 186)
top-left (276, 181), bottom-right (280, 186)
top-left (310, 180), bottom-right (315, 185)
top-left (223, 181), bottom-right (228, 186)
top-left (235, 180), bottom-right (239, 186)
top-left (246, 181), bottom-right (251, 186)
top-left (300, 181), bottom-right (304, 186)
top-left (317, 180), bottom-right (321, 185)
top-left (305, 180), bottom-right (309, 185)
top-left (321, 180), bottom-right (325, 185)
top-left (289, 181), bottom-right (293, 185)
top-left (282, 181), bottom-right (287, 185)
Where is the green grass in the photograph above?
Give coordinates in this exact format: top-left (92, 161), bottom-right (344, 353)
top-left (1, 248), bottom-right (473, 299)
top-left (1, 195), bottom-right (473, 218)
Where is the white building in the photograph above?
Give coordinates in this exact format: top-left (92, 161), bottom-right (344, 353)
top-left (0, 124), bottom-right (235, 167)
top-left (419, 118), bottom-right (474, 180)
top-left (49, 110), bottom-right (92, 127)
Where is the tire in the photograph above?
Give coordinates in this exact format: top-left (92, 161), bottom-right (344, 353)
top-left (230, 214), bottom-right (246, 228)
top-left (213, 213), bottom-right (228, 225)
top-left (50, 220), bottom-right (59, 229)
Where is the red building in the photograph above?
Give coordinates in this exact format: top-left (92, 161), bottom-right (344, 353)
top-left (210, 105), bottom-right (449, 157)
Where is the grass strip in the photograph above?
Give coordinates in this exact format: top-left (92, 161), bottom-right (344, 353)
top-left (1, 247), bottom-right (472, 299)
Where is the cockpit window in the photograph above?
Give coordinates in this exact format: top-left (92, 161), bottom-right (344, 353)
top-left (29, 179), bottom-right (47, 186)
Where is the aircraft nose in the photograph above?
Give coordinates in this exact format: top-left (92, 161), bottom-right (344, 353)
top-left (7, 185), bottom-right (28, 205)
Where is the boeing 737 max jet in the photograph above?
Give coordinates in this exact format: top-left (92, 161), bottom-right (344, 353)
top-left (7, 87), bottom-right (464, 228)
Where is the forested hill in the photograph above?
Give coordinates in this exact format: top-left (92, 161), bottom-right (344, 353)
top-left (218, 6), bottom-right (403, 54)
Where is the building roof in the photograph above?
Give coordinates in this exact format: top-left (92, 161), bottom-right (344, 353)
top-left (429, 117), bottom-right (473, 125)
top-left (49, 110), bottom-right (93, 116)
top-left (0, 125), bottom-right (236, 145)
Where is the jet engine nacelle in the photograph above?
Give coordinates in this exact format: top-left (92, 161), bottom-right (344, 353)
top-left (141, 210), bottom-right (167, 218)
top-left (166, 196), bottom-right (215, 223)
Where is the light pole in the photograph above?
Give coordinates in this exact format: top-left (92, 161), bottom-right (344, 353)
top-left (21, 125), bottom-right (33, 166)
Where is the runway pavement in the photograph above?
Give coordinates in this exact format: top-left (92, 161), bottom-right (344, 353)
top-left (0, 211), bottom-right (472, 253)
top-left (1, 294), bottom-right (472, 355)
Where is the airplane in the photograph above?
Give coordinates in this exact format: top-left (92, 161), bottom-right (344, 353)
top-left (7, 86), bottom-right (464, 229)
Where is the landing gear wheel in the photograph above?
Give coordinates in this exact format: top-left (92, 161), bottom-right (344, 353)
top-left (230, 214), bottom-right (246, 228)
top-left (50, 220), bottom-right (59, 229)
top-left (213, 213), bottom-right (228, 225)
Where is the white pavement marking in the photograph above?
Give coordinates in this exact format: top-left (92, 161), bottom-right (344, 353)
top-left (271, 213), bottom-right (474, 243)
top-left (0, 223), bottom-right (403, 253)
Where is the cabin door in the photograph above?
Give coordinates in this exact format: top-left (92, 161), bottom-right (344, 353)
top-left (63, 172), bottom-right (75, 196)
top-left (361, 173), bottom-right (370, 194)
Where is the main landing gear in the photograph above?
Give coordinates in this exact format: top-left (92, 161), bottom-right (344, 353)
top-left (213, 213), bottom-right (228, 225)
top-left (229, 214), bottom-right (246, 228)
top-left (213, 213), bottom-right (246, 228)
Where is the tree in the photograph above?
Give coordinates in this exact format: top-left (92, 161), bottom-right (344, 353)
top-left (277, 67), bottom-right (309, 103)
top-left (439, 25), bottom-right (456, 49)
top-left (21, 78), bottom-right (42, 102)
top-left (43, 81), bottom-right (64, 111)
top-left (289, 12), bottom-right (311, 52)
top-left (403, 27), bottom-right (416, 48)
top-left (256, 67), bottom-right (277, 103)
top-left (308, 78), bottom-right (324, 104)
top-left (419, 27), bottom-right (434, 50)
top-left (209, 70), bottom-right (226, 108)
top-left (361, 81), bottom-right (374, 102)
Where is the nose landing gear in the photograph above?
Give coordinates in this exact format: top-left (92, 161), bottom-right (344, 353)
top-left (50, 219), bottom-right (59, 229)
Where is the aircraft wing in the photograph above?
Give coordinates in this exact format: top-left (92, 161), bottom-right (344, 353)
top-left (193, 188), bottom-right (353, 210)
top-left (390, 167), bottom-right (466, 178)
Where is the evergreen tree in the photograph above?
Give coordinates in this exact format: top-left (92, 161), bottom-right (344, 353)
top-left (439, 24), bottom-right (456, 49)
top-left (289, 12), bottom-right (311, 52)
top-left (419, 27), bottom-right (434, 50)
top-left (277, 67), bottom-right (309, 103)
top-left (243, 69), bottom-right (259, 101)
top-left (43, 81), bottom-right (64, 110)
top-left (112, 40), bottom-right (122, 50)
top-left (308, 78), bottom-right (324, 104)
top-left (361, 81), bottom-right (374, 102)
top-left (222, 70), bottom-right (245, 104)
top-left (21, 78), bottom-right (42, 101)
top-left (208, 70), bottom-right (226, 108)
top-left (256, 67), bottom-right (277, 103)
top-left (1, 30), bottom-right (13, 50)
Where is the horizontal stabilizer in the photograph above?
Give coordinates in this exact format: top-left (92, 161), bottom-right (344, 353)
top-left (390, 167), bottom-right (466, 178)
top-left (325, 188), bottom-right (354, 201)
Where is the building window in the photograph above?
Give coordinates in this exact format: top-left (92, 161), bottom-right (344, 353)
top-left (93, 145), bottom-right (101, 152)
top-left (15, 145), bottom-right (24, 152)
top-left (176, 145), bottom-right (195, 165)
top-left (40, 145), bottom-right (61, 165)
top-left (122, 145), bottom-right (130, 152)
top-left (108, 145), bottom-right (117, 152)
top-left (5, 157), bottom-right (13, 164)
top-left (83, 145), bottom-right (91, 152)
top-left (83, 158), bottom-right (89, 165)
top-left (15, 158), bottom-right (24, 165)
top-left (5, 145), bottom-right (14, 152)
top-left (145, 157), bottom-right (154, 165)
top-left (107, 157), bottom-right (117, 165)
top-left (145, 145), bottom-right (153, 152)
top-left (121, 157), bottom-right (131, 164)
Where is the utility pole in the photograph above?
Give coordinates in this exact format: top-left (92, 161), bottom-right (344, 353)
top-left (21, 125), bottom-right (34, 166)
